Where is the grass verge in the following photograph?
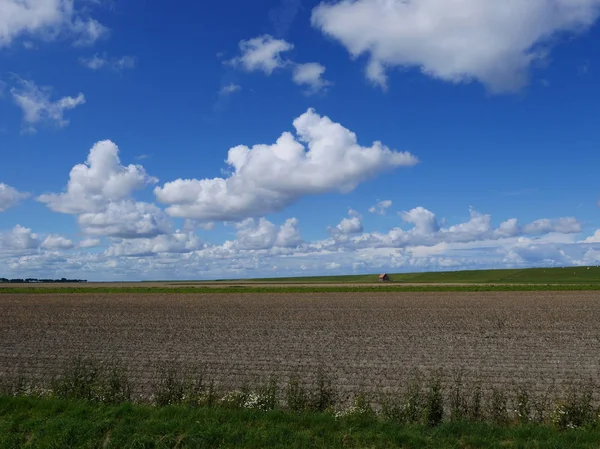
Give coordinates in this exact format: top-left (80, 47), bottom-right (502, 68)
top-left (2, 395), bottom-right (600, 448)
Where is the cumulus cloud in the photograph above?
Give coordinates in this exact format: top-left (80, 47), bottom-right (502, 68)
top-left (79, 54), bottom-right (137, 71)
top-left (368, 199), bottom-right (392, 215)
top-left (292, 62), bottom-right (331, 93)
top-left (41, 235), bottom-right (74, 250)
top-left (38, 140), bottom-right (157, 214)
top-left (0, 0), bottom-right (108, 48)
top-left (0, 183), bottom-right (29, 211)
top-left (10, 78), bottom-right (85, 132)
top-left (583, 230), bottom-right (600, 243)
top-left (331, 209), bottom-right (363, 235)
top-left (104, 231), bottom-right (201, 257)
top-left (77, 201), bottom-right (172, 239)
top-left (37, 140), bottom-right (170, 239)
top-left (311, 0), bottom-right (600, 92)
top-left (234, 217), bottom-right (302, 250)
top-left (327, 207), bottom-right (584, 251)
top-left (400, 207), bottom-right (440, 234)
top-left (228, 35), bottom-right (331, 93)
top-left (0, 225), bottom-right (39, 250)
top-left (523, 217), bottom-right (582, 235)
top-left (155, 108), bottom-right (418, 221)
top-left (0, 209), bottom-right (598, 281)
top-left (228, 34), bottom-right (293, 74)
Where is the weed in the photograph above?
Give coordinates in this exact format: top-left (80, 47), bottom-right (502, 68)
top-left (467, 383), bottom-right (483, 422)
top-left (309, 368), bottom-right (336, 412)
top-left (514, 386), bottom-right (531, 423)
top-left (488, 387), bottom-right (509, 424)
top-left (403, 375), bottom-right (424, 424)
top-left (449, 372), bottom-right (468, 421)
top-left (52, 357), bottom-right (102, 401)
top-left (152, 363), bottom-right (185, 406)
top-left (286, 374), bottom-right (309, 412)
top-left (426, 374), bottom-right (444, 427)
top-left (552, 386), bottom-right (595, 429)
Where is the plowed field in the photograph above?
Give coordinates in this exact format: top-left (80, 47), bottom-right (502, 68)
top-left (1, 292), bottom-right (599, 397)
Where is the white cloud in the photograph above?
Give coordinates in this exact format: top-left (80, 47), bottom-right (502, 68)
top-left (79, 54), bottom-right (137, 71)
top-left (38, 140), bottom-right (157, 214)
top-left (0, 209), bottom-right (598, 281)
top-left (10, 78), bottom-right (85, 132)
top-left (104, 231), bottom-right (201, 257)
top-left (37, 140), bottom-right (170, 239)
top-left (523, 217), bottom-right (582, 235)
top-left (78, 238), bottom-right (101, 248)
top-left (0, 225), bottom-right (39, 250)
top-left (77, 201), bottom-right (172, 238)
top-left (233, 217), bottom-right (302, 250)
top-left (155, 108), bottom-right (418, 221)
top-left (70, 16), bottom-right (109, 46)
top-left (332, 209), bottom-right (363, 235)
top-left (292, 62), bottom-right (331, 93)
top-left (41, 235), bottom-right (74, 250)
top-left (583, 230), bottom-right (600, 243)
top-left (228, 34), bottom-right (293, 74)
top-left (368, 199), bottom-right (392, 215)
top-left (0, 0), bottom-right (108, 48)
top-left (311, 0), bottom-right (600, 92)
top-left (0, 183), bottom-right (29, 211)
top-left (219, 83), bottom-right (242, 95)
top-left (400, 206), bottom-right (440, 234)
top-left (327, 207), bottom-right (584, 251)
top-left (228, 35), bottom-right (331, 94)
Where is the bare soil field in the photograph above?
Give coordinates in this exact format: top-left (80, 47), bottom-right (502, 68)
top-left (1, 291), bottom-right (599, 399)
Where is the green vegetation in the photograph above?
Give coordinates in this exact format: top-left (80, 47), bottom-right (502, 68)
top-left (3, 357), bottom-right (600, 447)
top-left (2, 283), bottom-right (600, 294)
top-left (242, 266), bottom-right (600, 284)
top-left (2, 395), bottom-right (600, 448)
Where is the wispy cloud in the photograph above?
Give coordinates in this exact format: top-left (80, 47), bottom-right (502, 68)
top-left (80, 54), bottom-right (137, 71)
top-left (369, 200), bottom-right (392, 215)
top-left (10, 78), bottom-right (85, 133)
top-left (219, 83), bottom-right (241, 95)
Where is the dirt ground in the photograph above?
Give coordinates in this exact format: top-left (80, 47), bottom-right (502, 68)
top-left (1, 291), bottom-right (599, 397)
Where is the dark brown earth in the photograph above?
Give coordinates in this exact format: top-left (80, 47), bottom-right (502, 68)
top-left (1, 292), bottom-right (599, 397)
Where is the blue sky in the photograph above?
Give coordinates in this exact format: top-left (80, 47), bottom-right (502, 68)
top-left (1, 0), bottom-right (599, 281)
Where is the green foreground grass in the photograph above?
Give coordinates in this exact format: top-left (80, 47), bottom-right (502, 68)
top-left (2, 284), bottom-right (600, 294)
top-left (1, 396), bottom-right (600, 449)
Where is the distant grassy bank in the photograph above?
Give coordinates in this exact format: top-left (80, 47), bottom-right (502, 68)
top-left (2, 395), bottom-right (600, 448)
top-left (239, 266), bottom-right (600, 284)
top-left (2, 284), bottom-right (600, 294)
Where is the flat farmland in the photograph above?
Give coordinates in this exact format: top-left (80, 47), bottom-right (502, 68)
top-left (1, 291), bottom-right (599, 399)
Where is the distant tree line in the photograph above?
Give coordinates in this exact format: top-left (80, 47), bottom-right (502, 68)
top-left (0, 278), bottom-right (88, 283)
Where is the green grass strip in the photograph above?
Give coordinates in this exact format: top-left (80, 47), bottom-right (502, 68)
top-left (1, 395), bottom-right (600, 448)
top-left (2, 284), bottom-right (600, 294)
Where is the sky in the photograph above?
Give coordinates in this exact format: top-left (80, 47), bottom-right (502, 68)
top-left (0, 0), bottom-right (599, 281)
